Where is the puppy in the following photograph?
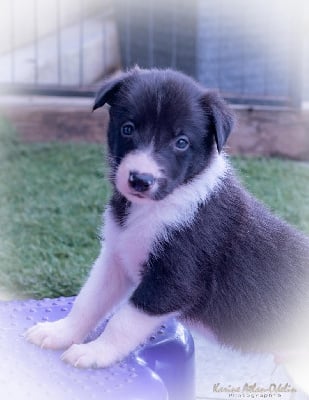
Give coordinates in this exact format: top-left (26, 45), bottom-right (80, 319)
top-left (26, 68), bottom-right (309, 380)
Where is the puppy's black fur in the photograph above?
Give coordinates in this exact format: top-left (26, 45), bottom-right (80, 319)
top-left (131, 177), bottom-right (308, 352)
top-left (95, 68), bottom-right (309, 354)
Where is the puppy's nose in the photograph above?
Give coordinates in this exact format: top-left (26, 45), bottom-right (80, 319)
top-left (129, 171), bottom-right (155, 192)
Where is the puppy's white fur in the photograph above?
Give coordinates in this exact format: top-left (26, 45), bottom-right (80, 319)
top-left (26, 152), bottom-right (228, 368)
top-left (61, 303), bottom-right (169, 368)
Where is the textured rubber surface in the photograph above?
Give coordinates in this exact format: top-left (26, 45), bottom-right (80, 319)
top-left (0, 297), bottom-right (195, 400)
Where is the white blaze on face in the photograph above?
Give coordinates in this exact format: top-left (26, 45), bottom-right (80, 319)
top-left (115, 149), bottom-right (162, 203)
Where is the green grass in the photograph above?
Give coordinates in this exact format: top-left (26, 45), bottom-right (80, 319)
top-left (232, 157), bottom-right (309, 233)
top-left (0, 118), bottom-right (308, 299)
top-left (0, 119), bottom-right (110, 299)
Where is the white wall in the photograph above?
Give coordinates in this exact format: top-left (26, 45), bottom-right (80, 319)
top-left (0, 0), bottom-right (111, 54)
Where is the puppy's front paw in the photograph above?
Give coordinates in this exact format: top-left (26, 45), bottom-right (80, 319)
top-left (61, 341), bottom-right (122, 369)
top-left (25, 319), bottom-right (82, 350)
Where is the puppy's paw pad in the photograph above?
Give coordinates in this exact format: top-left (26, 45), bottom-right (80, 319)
top-left (25, 319), bottom-right (78, 350)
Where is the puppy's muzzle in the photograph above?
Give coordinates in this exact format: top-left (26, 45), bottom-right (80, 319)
top-left (129, 171), bottom-right (155, 193)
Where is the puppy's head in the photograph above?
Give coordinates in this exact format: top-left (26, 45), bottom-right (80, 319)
top-left (93, 68), bottom-right (234, 203)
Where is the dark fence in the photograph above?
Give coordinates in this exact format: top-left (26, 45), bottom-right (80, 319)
top-left (115, 0), bottom-right (305, 107)
top-left (0, 0), bottom-right (306, 107)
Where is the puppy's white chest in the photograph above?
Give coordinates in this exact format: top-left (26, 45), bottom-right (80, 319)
top-left (104, 206), bottom-right (161, 282)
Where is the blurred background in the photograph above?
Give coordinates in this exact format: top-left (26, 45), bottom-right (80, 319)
top-left (0, 0), bottom-right (308, 157)
top-left (0, 0), bottom-right (309, 105)
top-left (0, 0), bottom-right (308, 106)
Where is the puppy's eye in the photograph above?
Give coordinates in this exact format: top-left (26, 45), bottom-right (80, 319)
top-left (174, 136), bottom-right (190, 151)
top-left (121, 122), bottom-right (135, 137)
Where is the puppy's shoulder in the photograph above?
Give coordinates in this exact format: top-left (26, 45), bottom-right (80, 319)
top-left (109, 192), bottom-right (131, 227)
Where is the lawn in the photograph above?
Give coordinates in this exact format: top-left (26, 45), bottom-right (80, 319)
top-left (0, 117), bottom-right (308, 299)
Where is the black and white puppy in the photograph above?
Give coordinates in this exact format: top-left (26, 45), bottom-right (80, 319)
top-left (26, 68), bottom-right (309, 373)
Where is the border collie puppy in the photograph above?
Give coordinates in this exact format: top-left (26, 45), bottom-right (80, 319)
top-left (26, 68), bottom-right (309, 373)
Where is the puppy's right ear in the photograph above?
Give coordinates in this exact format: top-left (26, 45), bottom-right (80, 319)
top-left (92, 74), bottom-right (125, 111)
top-left (200, 91), bottom-right (235, 153)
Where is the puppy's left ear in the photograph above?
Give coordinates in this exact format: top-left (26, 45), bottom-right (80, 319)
top-left (200, 91), bottom-right (235, 153)
top-left (93, 74), bottom-right (125, 111)
top-left (93, 72), bottom-right (130, 111)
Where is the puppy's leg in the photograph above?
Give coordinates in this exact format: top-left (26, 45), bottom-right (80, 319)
top-left (25, 247), bottom-right (132, 350)
top-left (61, 303), bottom-right (170, 368)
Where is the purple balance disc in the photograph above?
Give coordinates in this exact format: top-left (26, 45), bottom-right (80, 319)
top-left (0, 297), bottom-right (195, 400)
